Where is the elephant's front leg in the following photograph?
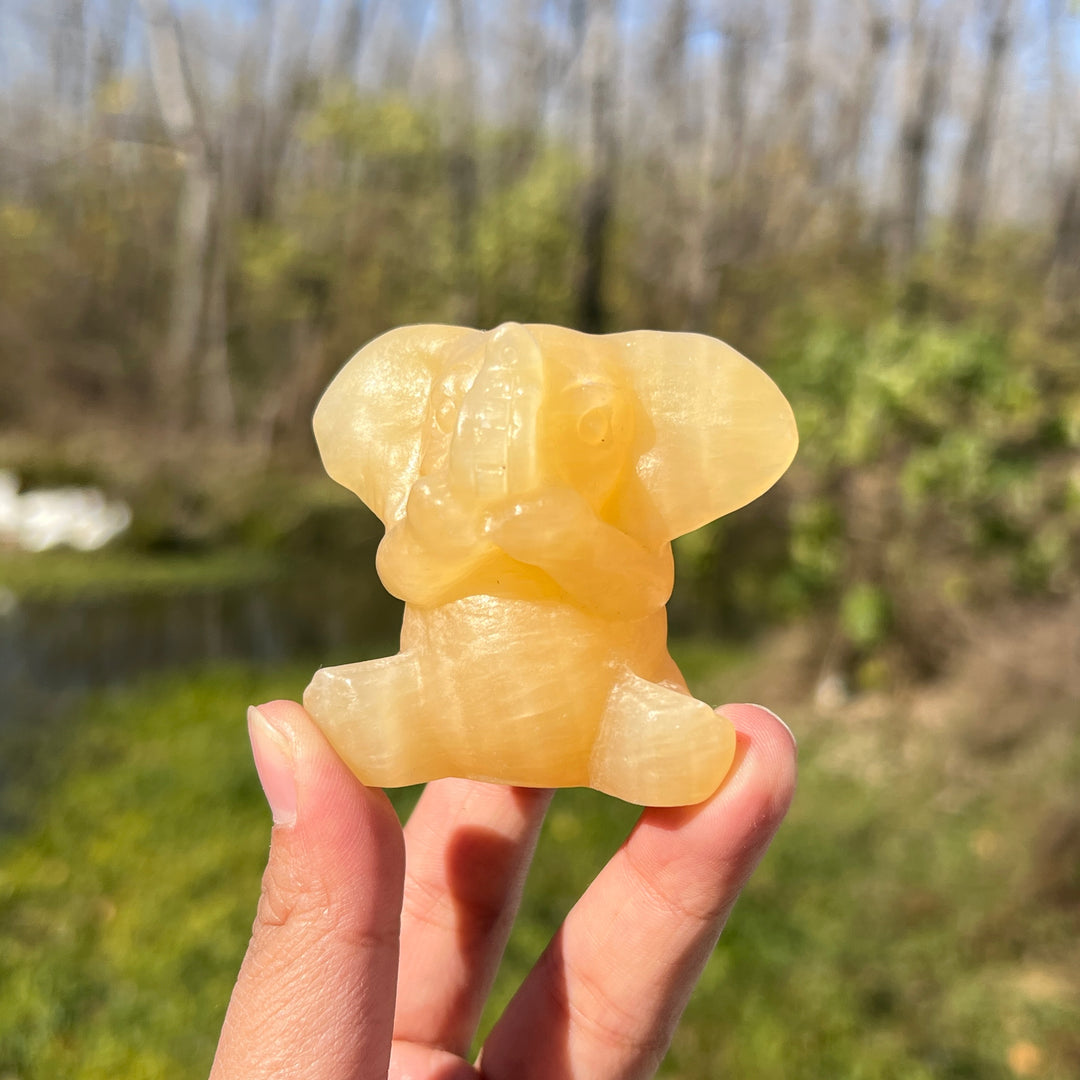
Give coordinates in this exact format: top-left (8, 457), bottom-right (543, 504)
top-left (304, 650), bottom-right (441, 788)
top-left (588, 670), bottom-right (737, 806)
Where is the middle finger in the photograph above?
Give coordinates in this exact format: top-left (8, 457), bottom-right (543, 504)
top-left (393, 778), bottom-right (552, 1057)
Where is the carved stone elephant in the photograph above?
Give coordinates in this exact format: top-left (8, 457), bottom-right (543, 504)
top-left (304, 323), bottom-right (797, 805)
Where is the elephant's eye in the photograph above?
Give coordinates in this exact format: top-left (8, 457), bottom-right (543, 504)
top-left (435, 397), bottom-right (458, 434)
top-left (578, 405), bottom-right (613, 446)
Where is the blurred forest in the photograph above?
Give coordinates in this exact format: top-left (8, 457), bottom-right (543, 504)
top-left (1, 0), bottom-right (1079, 681)
top-left (3, 4), bottom-right (1080, 1079)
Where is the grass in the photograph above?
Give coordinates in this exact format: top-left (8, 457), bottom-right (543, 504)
top-left (0, 549), bottom-right (281, 602)
top-left (0, 647), bottom-right (1077, 1079)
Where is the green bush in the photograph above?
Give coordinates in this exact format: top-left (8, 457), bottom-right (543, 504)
top-left (676, 314), bottom-right (1079, 669)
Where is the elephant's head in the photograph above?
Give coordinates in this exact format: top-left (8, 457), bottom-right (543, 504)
top-left (313, 322), bottom-right (797, 542)
top-left (419, 323), bottom-right (637, 520)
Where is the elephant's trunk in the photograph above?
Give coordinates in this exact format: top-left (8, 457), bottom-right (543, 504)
top-left (449, 323), bottom-right (545, 504)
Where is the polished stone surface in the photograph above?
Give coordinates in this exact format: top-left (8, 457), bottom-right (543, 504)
top-left (305, 323), bottom-right (797, 804)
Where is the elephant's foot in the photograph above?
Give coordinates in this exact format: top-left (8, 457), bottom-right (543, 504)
top-left (588, 672), bottom-right (736, 806)
top-left (303, 651), bottom-right (437, 788)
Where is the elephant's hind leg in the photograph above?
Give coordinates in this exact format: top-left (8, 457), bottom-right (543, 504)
top-left (304, 651), bottom-right (438, 788)
top-left (589, 672), bottom-right (736, 806)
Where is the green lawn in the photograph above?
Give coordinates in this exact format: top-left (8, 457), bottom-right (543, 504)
top-left (1, 648), bottom-right (1076, 1079)
top-left (0, 549), bottom-right (281, 602)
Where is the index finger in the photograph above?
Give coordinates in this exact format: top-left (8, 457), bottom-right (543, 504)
top-left (478, 704), bottom-right (797, 1080)
top-left (210, 700), bottom-right (406, 1080)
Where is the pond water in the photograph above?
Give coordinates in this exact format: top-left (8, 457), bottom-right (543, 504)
top-left (0, 568), bottom-right (403, 730)
top-left (0, 560), bottom-right (404, 820)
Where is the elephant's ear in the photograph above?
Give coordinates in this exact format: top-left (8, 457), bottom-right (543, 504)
top-left (614, 331), bottom-right (798, 541)
top-left (313, 325), bottom-right (481, 525)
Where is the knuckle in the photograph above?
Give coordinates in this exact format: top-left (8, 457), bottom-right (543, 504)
top-left (253, 853), bottom-right (400, 958)
top-left (401, 863), bottom-right (509, 949)
top-left (539, 942), bottom-right (667, 1058)
top-left (624, 846), bottom-right (724, 925)
top-left (254, 856), bottom-right (336, 937)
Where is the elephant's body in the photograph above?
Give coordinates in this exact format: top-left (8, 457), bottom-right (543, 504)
top-left (398, 599), bottom-right (678, 784)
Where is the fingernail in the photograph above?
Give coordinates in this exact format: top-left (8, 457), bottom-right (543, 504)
top-left (746, 703), bottom-right (797, 748)
top-left (248, 705), bottom-right (298, 827)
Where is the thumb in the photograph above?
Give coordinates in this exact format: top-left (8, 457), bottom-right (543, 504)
top-left (210, 700), bottom-right (405, 1080)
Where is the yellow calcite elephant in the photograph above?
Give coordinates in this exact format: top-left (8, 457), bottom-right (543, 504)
top-left (304, 323), bottom-right (797, 805)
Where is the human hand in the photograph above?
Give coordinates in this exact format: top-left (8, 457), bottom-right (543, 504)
top-left (209, 699), bottom-right (796, 1080)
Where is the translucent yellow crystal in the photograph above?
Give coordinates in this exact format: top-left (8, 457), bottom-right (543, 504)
top-left (304, 323), bottom-right (797, 805)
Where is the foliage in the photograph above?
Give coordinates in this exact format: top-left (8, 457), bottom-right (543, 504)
top-left (1, 655), bottom-right (1077, 1079)
top-left (840, 583), bottom-right (892, 650)
top-left (473, 144), bottom-right (582, 326)
top-left (1, 76), bottom-right (1078, 667)
top-left (676, 313), bottom-right (1080, 672)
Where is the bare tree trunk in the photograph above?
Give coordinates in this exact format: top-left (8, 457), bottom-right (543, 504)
top-left (781, 0), bottom-right (813, 158)
top-left (576, 0), bottom-right (618, 333)
top-left (891, 0), bottom-right (951, 275)
top-left (1044, 0), bottom-right (1067, 180)
top-left (766, 0), bottom-right (819, 250)
top-left (685, 40), bottom-right (723, 330)
top-left (139, 0), bottom-right (232, 436)
top-left (682, 4), bottom-right (759, 328)
top-left (1048, 172), bottom-right (1080, 305)
top-left (951, 0), bottom-right (1014, 251)
top-left (652, 0), bottom-right (689, 150)
top-left (199, 227), bottom-right (236, 437)
top-left (834, 0), bottom-right (891, 204)
top-left (52, 0), bottom-right (87, 113)
top-left (233, 0), bottom-right (322, 223)
top-left (91, 0), bottom-right (131, 95)
top-left (442, 0), bottom-right (479, 323)
top-left (249, 316), bottom-right (327, 463)
top-left (1044, 0), bottom-right (1080, 306)
top-left (498, 0), bottom-right (550, 176)
top-left (331, 0), bottom-right (368, 80)
top-left (164, 143), bottom-right (219, 428)
top-left (370, 0), bottom-right (431, 92)
top-left (639, 0), bottom-right (690, 324)
top-left (721, 11), bottom-right (751, 186)
top-left (228, 0), bottom-right (275, 219)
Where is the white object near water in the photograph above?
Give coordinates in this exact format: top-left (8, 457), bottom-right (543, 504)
top-left (0, 471), bottom-right (132, 552)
